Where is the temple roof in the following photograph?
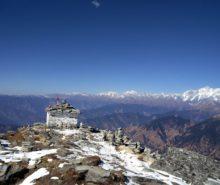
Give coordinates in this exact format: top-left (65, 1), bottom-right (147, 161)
top-left (46, 101), bottom-right (80, 114)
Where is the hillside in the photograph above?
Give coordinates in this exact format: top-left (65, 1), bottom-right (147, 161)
top-left (0, 95), bottom-right (50, 126)
top-left (124, 116), bottom-right (220, 160)
top-left (174, 118), bottom-right (220, 160)
top-left (2, 87), bottom-right (220, 127)
top-left (124, 116), bottom-right (193, 151)
top-left (0, 90), bottom-right (220, 161)
top-left (0, 124), bottom-right (219, 185)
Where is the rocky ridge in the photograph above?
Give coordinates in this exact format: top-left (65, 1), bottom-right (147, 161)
top-left (0, 124), bottom-right (219, 185)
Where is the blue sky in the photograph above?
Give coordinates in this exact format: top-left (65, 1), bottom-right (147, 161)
top-left (0, 0), bottom-right (220, 94)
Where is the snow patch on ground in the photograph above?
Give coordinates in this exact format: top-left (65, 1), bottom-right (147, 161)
top-left (0, 139), bottom-right (10, 145)
top-left (51, 176), bottom-right (59, 180)
top-left (54, 129), bottom-right (81, 136)
top-left (19, 168), bottom-right (49, 185)
top-left (12, 146), bottom-right (23, 151)
top-left (0, 127), bottom-right (190, 185)
top-left (0, 149), bottom-right (57, 166)
top-left (77, 132), bottom-right (189, 185)
top-left (58, 162), bottom-right (68, 168)
top-left (0, 150), bottom-right (10, 155)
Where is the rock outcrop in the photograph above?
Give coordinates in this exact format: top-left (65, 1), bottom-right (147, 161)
top-left (0, 123), bottom-right (219, 185)
top-left (151, 147), bottom-right (220, 185)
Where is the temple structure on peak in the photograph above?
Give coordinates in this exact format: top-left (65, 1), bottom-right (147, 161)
top-left (45, 100), bottom-right (80, 128)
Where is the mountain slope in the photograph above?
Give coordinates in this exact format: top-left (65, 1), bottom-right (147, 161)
top-left (2, 87), bottom-right (220, 127)
top-left (124, 116), bottom-right (220, 160)
top-left (124, 116), bottom-right (193, 151)
top-left (0, 124), bottom-right (193, 185)
top-left (0, 95), bottom-right (50, 125)
top-left (82, 112), bottom-right (152, 130)
top-left (174, 118), bottom-right (220, 160)
top-left (79, 103), bottom-right (175, 130)
top-left (99, 87), bottom-right (220, 103)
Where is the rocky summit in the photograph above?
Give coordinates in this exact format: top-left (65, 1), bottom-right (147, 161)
top-left (0, 124), bottom-right (219, 185)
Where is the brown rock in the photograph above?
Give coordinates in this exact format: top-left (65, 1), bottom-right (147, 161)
top-left (81, 156), bottom-right (101, 166)
top-left (0, 161), bottom-right (29, 185)
top-left (6, 131), bottom-right (25, 146)
top-left (110, 170), bottom-right (126, 183)
top-left (131, 176), bottom-right (166, 185)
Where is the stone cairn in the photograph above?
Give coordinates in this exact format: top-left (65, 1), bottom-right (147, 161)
top-left (103, 128), bottom-right (144, 154)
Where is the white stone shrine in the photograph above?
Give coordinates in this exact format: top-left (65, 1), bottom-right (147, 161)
top-left (46, 100), bottom-right (80, 128)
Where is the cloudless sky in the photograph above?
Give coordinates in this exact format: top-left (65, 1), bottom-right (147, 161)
top-left (0, 0), bottom-right (220, 94)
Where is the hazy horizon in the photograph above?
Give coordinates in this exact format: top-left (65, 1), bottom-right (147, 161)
top-left (0, 86), bottom-right (219, 96)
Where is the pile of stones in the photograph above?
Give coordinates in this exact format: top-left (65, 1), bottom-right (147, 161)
top-left (103, 128), bottom-right (144, 154)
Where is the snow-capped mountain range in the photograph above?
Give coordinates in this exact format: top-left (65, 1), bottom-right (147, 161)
top-left (97, 87), bottom-right (220, 103)
top-left (182, 87), bottom-right (220, 102)
top-left (3, 87), bottom-right (220, 103)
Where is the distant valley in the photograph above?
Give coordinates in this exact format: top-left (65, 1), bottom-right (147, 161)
top-left (0, 87), bottom-right (220, 160)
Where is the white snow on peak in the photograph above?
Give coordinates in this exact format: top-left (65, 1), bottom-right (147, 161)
top-left (99, 91), bottom-right (119, 98)
top-left (99, 90), bottom-right (151, 98)
top-left (16, 87), bottom-right (220, 103)
top-left (182, 86), bottom-right (220, 102)
top-left (8, 86), bottom-right (220, 103)
top-left (98, 87), bottom-right (220, 102)
top-left (123, 90), bottom-right (138, 96)
top-left (99, 90), bottom-right (139, 98)
top-left (98, 90), bottom-right (179, 100)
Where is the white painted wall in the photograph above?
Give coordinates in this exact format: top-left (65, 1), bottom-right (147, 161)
top-left (46, 112), bottom-right (78, 128)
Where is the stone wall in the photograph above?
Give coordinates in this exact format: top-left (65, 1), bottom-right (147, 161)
top-left (46, 112), bottom-right (77, 128)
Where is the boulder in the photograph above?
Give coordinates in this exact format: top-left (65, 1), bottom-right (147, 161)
top-left (37, 154), bottom-right (66, 170)
top-left (110, 170), bottom-right (126, 183)
top-left (131, 176), bottom-right (166, 185)
top-left (74, 165), bottom-right (89, 175)
top-left (81, 156), bottom-right (101, 166)
top-left (36, 166), bottom-right (81, 185)
top-left (0, 164), bottom-right (10, 177)
top-left (75, 165), bottom-right (125, 184)
top-left (0, 161), bottom-right (29, 185)
top-left (57, 148), bottom-right (73, 157)
top-left (84, 166), bottom-right (111, 183)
